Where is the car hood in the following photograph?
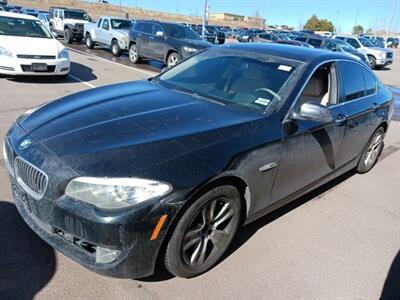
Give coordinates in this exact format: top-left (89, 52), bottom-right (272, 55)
top-left (0, 36), bottom-right (62, 55)
top-left (18, 81), bottom-right (263, 175)
top-left (169, 38), bottom-right (211, 49)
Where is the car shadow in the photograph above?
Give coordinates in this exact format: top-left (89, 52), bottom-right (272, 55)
top-left (4, 62), bottom-right (97, 84)
top-left (139, 170), bottom-right (356, 282)
top-left (380, 249), bottom-right (400, 300)
top-left (375, 66), bottom-right (391, 71)
top-left (0, 201), bottom-right (56, 300)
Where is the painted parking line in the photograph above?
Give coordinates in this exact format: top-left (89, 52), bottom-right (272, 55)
top-left (66, 46), bottom-right (158, 77)
top-left (68, 74), bottom-right (96, 89)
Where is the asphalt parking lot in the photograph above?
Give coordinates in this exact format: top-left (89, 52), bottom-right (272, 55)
top-left (0, 46), bottom-right (399, 300)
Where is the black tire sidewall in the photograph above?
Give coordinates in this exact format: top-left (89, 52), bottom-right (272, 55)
top-left (165, 185), bottom-right (241, 278)
top-left (357, 127), bottom-right (385, 173)
top-left (368, 55), bottom-right (377, 69)
top-left (64, 29), bottom-right (73, 44)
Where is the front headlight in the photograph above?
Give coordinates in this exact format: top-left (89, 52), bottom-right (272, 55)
top-left (65, 177), bottom-right (172, 210)
top-left (120, 35), bottom-right (128, 45)
top-left (0, 46), bottom-right (13, 57)
top-left (58, 48), bottom-right (69, 59)
top-left (182, 46), bottom-right (198, 53)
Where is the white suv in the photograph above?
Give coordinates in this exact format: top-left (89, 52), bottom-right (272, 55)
top-left (49, 7), bottom-right (90, 44)
top-left (334, 35), bottom-right (393, 69)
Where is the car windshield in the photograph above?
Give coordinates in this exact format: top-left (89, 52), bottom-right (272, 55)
top-left (163, 23), bottom-right (201, 40)
top-left (111, 19), bottom-right (131, 29)
top-left (155, 48), bottom-right (303, 114)
top-left (64, 10), bottom-right (90, 21)
top-left (359, 37), bottom-right (374, 47)
top-left (334, 39), bottom-right (355, 51)
top-left (0, 16), bottom-right (52, 38)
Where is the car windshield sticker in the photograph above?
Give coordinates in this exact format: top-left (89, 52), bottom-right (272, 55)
top-left (255, 98), bottom-right (271, 106)
top-left (278, 65), bottom-right (292, 72)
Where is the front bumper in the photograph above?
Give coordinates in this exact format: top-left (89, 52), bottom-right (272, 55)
top-left (4, 128), bottom-right (185, 278)
top-left (0, 57), bottom-right (70, 76)
top-left (376, 57), bottom-right (393, 66)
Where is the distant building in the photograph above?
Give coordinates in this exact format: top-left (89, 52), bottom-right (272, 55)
top-left (209, 12), bottom-right (265, 24)
top-left (209, 12), bottom-right (245, 21)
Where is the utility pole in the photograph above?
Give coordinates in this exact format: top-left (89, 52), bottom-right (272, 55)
top-left (335, 10), bottom-right (340, 34)
top-left (202, 0), bottom-right (208, 38)
top-left (386, 0), bottom-right (398, 38)
top-left (354, 6), bottom-right (361, 28)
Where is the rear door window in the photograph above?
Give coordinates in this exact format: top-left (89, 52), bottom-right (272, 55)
top-left (142, 23), bottom-right (153, 34)
top-left (339, 61), bottom-right (366, 101)
top-left (363, 69), bottom-right (377, 96)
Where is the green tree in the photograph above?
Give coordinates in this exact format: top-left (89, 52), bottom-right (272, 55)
top-left (366, 28), bottom-right (373, 34)
top-left (352, 25), bottom-right (364, 35)
top-left (303, 14), bottom-right (335, 32)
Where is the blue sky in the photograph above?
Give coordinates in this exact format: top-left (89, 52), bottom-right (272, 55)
top-left (93, 0), bottom-right (399, 33)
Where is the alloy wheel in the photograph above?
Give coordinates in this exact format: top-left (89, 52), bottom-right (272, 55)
top-left (182, 198), bottom-right (236, 266)
top-left (129, 46), bottom-right (138, 62)
top-left (364, 132), bottom-right (383, 168)
top-left (167, 54), bottom-right (179, 68)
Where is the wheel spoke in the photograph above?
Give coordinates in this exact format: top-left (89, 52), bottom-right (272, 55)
top-left (196, 237), bottom-right (209, 265)
top-left (212, 203), bottom-right (234, 228)
top-left (189, 238), bottom-right (203, 264)
top-left (183, 228), bottom-right (201, 251)
top-left (209, 229), bottom-right (229, 250)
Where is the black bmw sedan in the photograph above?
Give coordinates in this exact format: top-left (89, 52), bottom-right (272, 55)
top-left (3, 44), bottom-right (394, 279)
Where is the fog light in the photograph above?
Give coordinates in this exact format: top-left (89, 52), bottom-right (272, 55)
top-left (96, 246), bottom-right (121, 264)
top-left (60, 67), bottom-right (69, 72)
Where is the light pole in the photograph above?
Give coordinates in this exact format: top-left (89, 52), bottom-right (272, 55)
top-left (386, 0), bottom-right (398, 38)
top-left (202, 0), bottom-right (208, 38)
top-left (335, 10), bottom-right (340, 34)
top-left (354, 5), bottom-right (361, 28)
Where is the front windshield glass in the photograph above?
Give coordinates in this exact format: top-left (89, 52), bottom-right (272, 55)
top-left (0, 16), bottom-right (52, 38)
top-left (163, 23), bottom-right (201, 40)
top-left (155, 48), bottom-right (303, 114)
top-left (111, 19), bottom-right (131, 29)
top-left (64, 10), bottom-right (90, 21)
top-left (359, 37), bottom-right (374, 47)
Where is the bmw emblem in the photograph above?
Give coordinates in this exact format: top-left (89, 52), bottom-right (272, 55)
top-left (19, 139), bottom-right (32, 150)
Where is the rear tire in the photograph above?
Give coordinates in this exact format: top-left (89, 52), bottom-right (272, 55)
top-left (111, 40), bottom-right (122, 57)
top-left (86, 33), bottom-right (95, 49)
top-left (64, 28), bottom-right (73, 44)
top-left (356, 127), bottom-right (385, 173)
top-left (129, 44), bottom-right (140, 64)
top-left (164, 185), bottom-right (241, 278)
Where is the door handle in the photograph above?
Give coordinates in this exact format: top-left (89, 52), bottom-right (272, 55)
top-left (335, 114), bottom-right (347, 126)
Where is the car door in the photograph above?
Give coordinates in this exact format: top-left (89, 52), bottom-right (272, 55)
top-left (55, 9), bottom-right (63, 32)
top-left (137, 23), bottom-right (154, 58)
top-left (337, 60), bottom-right (379, 164)
top-left (271, 62), bottom-right (348, 202)
top-left (98, 18), bottom-right (110, 45)
top-left (150, 23), bottom-right (165, 61)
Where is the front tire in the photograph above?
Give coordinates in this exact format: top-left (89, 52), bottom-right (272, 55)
top-left (164, 185), bottom-right (241, 278)
top-left (111, 40), bottom-right (122, 57)
top-left (64, 28), bottom-right (73, 44)
top-left (129, 44), bottom-right (140, 64)
top-left (86, 33), bottom-right (95, 49)
top-left (357, 127), bottom-right (385, 173)
top-left (367, 55), bottom-right (377, 69)
top-left (166, 52), bottom-right (180, 68)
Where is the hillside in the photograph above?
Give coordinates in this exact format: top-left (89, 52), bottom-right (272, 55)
top-left (9, 0), bottom-right (261, 28)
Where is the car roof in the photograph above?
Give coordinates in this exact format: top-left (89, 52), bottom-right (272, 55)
top-left (221, 43), bottom-right (355, 64)
top-left (0, 11), bottom-right (37, 20)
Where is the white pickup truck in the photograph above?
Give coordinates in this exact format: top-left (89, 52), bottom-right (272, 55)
top-left (84, 17), bottom-right (132, 57)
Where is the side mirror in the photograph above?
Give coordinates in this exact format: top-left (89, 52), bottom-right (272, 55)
top-left (156, 31), bottom-right (164, 37)
top-left (292, 102), bottom-right (333, 123)
top-left (331, 45), bottom-right (338, 52)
